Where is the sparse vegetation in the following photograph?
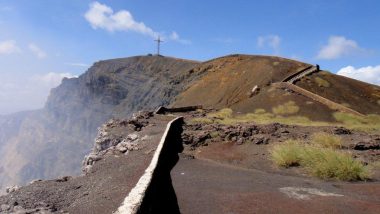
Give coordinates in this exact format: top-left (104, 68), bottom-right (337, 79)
top-left (190, 109), bottom-right (380, 133)
top-left (315, 77), bottom-right (330, 87)
top-left (254, 108), bottom-right (266, 114)
top-left (270, 139), bottom-right (370, 181)
top-left (272, 101), bottom-right (300, 115)
top-left (333, 112), bottom-right (380, 132)
top-left (189, 117), bottom-right (213, 124)
top-left (190, 108), bottom-right (327, 126)
top-left (208, 108), bottom-right (233, 119)
top-left (310, 132), bottom-right (342, 149)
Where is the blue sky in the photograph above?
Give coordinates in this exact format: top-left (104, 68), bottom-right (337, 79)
top-left (0, 0), bottom-right (380, 114)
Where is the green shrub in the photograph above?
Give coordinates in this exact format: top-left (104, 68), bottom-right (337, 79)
top-left (311, 132), bottom-right (342, 149)
top-left (272, 101), bottom-right (300, 115)
top-left (270, 140), bottom-right (370, 181)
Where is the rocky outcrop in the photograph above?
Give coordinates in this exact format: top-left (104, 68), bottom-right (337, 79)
top-left (82, 111), bottom-right (153, 174)
top-left (182, 123), bottom-right (287, 148)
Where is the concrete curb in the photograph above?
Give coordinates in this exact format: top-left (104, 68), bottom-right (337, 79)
top-left (114, 117), bottom-right (183, 214)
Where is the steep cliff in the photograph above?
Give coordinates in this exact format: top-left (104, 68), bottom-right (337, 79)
top-left (0, 55), bottom-right (199, 190)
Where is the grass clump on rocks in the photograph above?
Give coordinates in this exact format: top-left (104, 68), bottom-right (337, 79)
top-left (270, 137), bottom-right (370, 181)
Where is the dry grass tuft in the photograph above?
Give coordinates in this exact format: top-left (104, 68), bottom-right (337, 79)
top-left (189, 117), bottom-right (213, 124)
top-left (254, 108), bottom-right (266, 114)
top-left (270, 139), bottom-right (370, 181)
top-left (208, 108), bottom-right (233, 119)
top-left (310, 132), bottom-right (342, 149)
top-left (333, 112), bottom-right (380, 132)
top-left (272, 101), bottom-right (300, 115)
top-left (271, 140), bottom-right (303, 167)
top-left (315, 77), bottom-right (330, 87)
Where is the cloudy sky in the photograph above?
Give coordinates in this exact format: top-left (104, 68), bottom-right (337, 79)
top-left (0, 0), bottom-right (380, 115)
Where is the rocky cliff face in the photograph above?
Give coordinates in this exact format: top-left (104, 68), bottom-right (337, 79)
top-left (0, 55), bottom-right (199, 191)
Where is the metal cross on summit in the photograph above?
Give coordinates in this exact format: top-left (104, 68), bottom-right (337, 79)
top-left (154, 36), bottom-right (163, 55)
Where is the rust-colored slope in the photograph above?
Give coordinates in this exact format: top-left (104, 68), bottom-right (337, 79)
top-left (296, 71), bottom-right (380, 115)
top-left (172, 54), bottom-right (380, 121)
top-left (172, 54), bottom-right (310, 109)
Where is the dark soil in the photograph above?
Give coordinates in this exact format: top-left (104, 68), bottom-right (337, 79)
top-left (179, 112), bottom-right (380, 179)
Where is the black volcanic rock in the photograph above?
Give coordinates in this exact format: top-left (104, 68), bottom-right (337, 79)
top-left (0, 55), bottom-right (199, 190)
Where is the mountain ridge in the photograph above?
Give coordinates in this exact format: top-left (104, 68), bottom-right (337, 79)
top-left (0, 54), bottom-right (379, 192)
top-left (0, 55), bottom-right (200, 191)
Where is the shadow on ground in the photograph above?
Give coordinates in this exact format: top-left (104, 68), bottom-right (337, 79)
top-left (138, 118), bottom-right (184, 214)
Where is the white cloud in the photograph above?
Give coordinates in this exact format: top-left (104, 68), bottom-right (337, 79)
top-left (28, 43), bottom-right (47, 59)
top-left (337, 65), bottom-right (380, 86)
top-left (316, 36), bottom-right (365, 60)
top-left (257, 35), bottom-right (281, 53)
top-left (84, 1), bottom-right (158, 38)
top-left (0, 40), bottom-right (21, 55)
top-left (168, 31), bottom-right (191, 44)
top-left (0, 72), bottom-right (77, 114)
top-left (84, 2), bottom-right (190, 44)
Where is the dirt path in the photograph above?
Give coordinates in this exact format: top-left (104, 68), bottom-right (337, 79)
top-left (171, 157), bottom-right (380, 214)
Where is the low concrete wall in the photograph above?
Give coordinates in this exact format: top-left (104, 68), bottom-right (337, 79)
top-left (155, 105), bottom-right (202, 114)
top-left (114, 117), bottom-right (183, 214)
